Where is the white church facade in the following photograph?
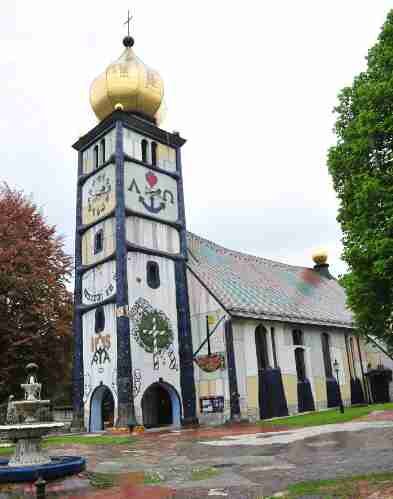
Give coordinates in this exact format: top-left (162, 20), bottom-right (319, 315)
top-left (72, 30), bottom-right (392, 432)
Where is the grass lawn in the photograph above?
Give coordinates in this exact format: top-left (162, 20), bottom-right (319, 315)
top-left (0, 434), bottom-right (134, 456)
top-left (260, 402), bottom-right (393, 429)
top-left (276, 471), bottom-right (393, 498)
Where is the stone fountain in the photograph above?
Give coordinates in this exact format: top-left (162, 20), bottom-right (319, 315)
top-left (0, 364), bottom-right (85, 483)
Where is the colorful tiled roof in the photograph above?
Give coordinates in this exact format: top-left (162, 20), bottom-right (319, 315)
top-left (187, 232), bottom-right (353, 328)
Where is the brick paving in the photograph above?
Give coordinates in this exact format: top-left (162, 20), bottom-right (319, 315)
top-left (2, 414), bottom-right (393, 497)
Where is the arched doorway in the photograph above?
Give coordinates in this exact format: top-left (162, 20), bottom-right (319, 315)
top-left (142, 382), bottom-right (181, 428)
top-left (90, 385), bottom-right (115, 432)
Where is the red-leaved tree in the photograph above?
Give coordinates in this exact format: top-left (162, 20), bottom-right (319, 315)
top-left (0, 184), bottom-right (73, 404)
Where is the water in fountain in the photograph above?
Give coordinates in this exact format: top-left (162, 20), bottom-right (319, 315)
top-left (0, 364), bottom-right (85, 482)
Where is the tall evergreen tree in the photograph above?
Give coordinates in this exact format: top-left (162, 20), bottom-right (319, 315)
top-left (328, 11), bottom-right (393, 351)
top-left (0, 184), bottom-right (73, 402)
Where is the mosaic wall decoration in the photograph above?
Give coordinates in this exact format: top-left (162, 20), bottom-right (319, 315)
top-left (124, 163), bottom-right (178, 222)
top-left (129, 297), bottom-right (178, 371)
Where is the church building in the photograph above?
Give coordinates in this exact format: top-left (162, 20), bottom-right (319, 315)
top-left (72, 29), bottom-right (392, 432)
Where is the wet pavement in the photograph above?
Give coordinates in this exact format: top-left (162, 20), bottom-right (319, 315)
top-left (2, 413), bottom-right (393, 498)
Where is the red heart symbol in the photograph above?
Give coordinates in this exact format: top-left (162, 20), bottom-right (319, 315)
top-left (146, 171), bottom-right (158, 188)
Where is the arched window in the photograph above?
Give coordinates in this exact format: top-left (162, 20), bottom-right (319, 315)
top-left (147, 261), bottom-right (160, 289)
top-left (349, 337), bottom-right (357, 377)
top-left (292, 329), bottom-right (303, 345)
top-left (322, 333), bottom-right (333, 378)
top-left (270, 327), bottom-right (278, 368)
top-left (255, 325), bottom-right (269, 370)
top-left (151, 142), bottom-right (158, 166)
top-left (94, 229), bottom-right (104, 255)
top-left (141, 139), bottom-right (148, 163)
top-left (295, 347), bottom-right (306, 381)
top-left (100, 138), bottom-right (106, 165)
top-left (95, 307), bottom-right (105, 334)
top-left (94, 144), bottom-right (99, 169)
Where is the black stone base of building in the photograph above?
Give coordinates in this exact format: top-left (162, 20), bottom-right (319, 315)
top-left (70, 412), bottom-right (85, 433)
top-left (366, 368), bottom-right (392, 404)
top-left (326, 377), bottom-right (342, 408)
top-left (350, 377), bottom-right (365, 405)
top-left (297, 379), bottom-right (315, 413)
top-left (181, 416), bottom-right (199, 427)
top-left (116, 402), bottom-right (136, 429)
top-left (258, 368), bottom-right (289, 419)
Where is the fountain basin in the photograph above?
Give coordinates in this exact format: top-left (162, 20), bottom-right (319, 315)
top-left (0, 456), bottom-right (86, 483)
top-left (0, 422), bottom-right (64, 466)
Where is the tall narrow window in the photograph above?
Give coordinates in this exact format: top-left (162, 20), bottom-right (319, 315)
top-left (295, 347), bottom-right (306, 381)
top-left (100, 138), bottom-right (106, 165)
top-left (94, 229), bottom-right (104, 255)
top-left (292, 329), bottom-right (303, 345)
top-left (349, 337), bottom-right (357, 377)
top-left (151, 142), bottom-right (158, 166)
top-left (147, 261), bottom-right (160, 289)
top-left (271, 327), bottom-right (278, 368)
top-left (141, 139), bottom-right (148, 163)
top-left (95, 307), bottom-right (105, 333)
top-left (94, 145), bottom-right (99, 169)
top-left (255, 325), bottom-right (269, 370)
top-left (322, 333), bottom-right (333, 378)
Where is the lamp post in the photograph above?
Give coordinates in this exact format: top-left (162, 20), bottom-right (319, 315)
top-left (333, 359), bottom-right (345, 414)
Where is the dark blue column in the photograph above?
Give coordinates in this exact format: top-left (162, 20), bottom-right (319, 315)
top-left (175, 142), bottom-right (198, 425)
top-left (72, 151), bottom-right (85, 431)
top-left (115, 120), bottom-right (136, 427)
top-left (224, 319), bottom-right (241, 420)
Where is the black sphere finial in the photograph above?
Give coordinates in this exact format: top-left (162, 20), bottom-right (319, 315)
top-left (123, 35), bottom-right (135, 48)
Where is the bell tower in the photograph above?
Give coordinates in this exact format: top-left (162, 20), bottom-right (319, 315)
top-left (72, 26), bottom-right (197, 431)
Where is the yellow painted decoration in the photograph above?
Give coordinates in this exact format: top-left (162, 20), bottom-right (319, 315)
top-left (207, 315), bottom-right (216, 326)
top-left (281, 374), bottom-right (298, 406)
top-left (313, 377), bottom-right (327, 404)
top-left (199, 381), bottom-right (209, 397)
top-left (246, 376), bottom-right (258, 410)
top-left (90, 43), bottom-right (164, 123)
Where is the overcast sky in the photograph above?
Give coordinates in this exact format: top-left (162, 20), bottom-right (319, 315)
top-left (2, 1), bottom-right (392, 277)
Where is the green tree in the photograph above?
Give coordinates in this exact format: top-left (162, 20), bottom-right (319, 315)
top-left (0, 184), bottom-right (73, 403)
top-left (328, 10), bottom-right (393, 351)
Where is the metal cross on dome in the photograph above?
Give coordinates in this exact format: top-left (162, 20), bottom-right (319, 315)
top-left (124, 10), bottom-right (133, 37)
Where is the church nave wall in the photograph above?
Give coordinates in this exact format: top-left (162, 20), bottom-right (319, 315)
top-left (187, 270), bottom-right (230, 424)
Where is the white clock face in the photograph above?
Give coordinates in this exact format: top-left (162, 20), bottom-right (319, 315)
top-left (82, 261), bottom-right (116, 305)
top-left (82, 164), bottom-right (116, 225)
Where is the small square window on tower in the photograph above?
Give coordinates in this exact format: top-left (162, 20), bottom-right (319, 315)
top-left (146, 261), bottom-right (160, 289)
top-left (94, 229), bottom-right (104, 255)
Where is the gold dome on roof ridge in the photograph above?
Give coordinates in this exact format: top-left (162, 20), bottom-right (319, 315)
top-left (312, 248), bottom-right (328, 266)
top-left (90, 37), bottom-right (165, 123)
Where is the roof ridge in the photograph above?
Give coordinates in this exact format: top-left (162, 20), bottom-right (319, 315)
top-left (186, 231), bottom-right (311, 272)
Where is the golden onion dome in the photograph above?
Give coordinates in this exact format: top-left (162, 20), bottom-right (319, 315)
top-left (312, 249), bottom-right (328, 266)
top-left (90, 36), bottom-right (165, 123)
